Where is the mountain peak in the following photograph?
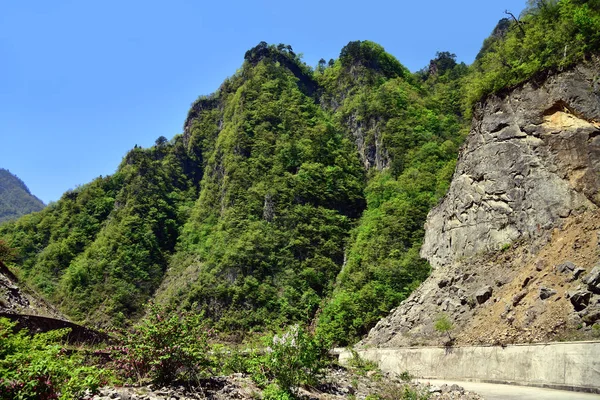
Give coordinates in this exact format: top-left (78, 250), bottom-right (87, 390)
top-left (0, 169), bottom-right (45, 223)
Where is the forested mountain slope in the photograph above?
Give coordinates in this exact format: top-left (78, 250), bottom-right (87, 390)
top-left (0, 169), bottom-right (44, 224)
top-left (1, 0), bottom-right (598, 347)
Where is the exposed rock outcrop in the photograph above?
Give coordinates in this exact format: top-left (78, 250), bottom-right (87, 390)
top-left (346, 114), bottom-right (389, 170)
top-left (362, 60), bottom-right (600, 348)
top-left (422, 61), bottom-right (600, 269)
top-left (0, 261), bottom-right (60, 317)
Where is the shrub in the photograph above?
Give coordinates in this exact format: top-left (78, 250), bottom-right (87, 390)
top-left (400, 386), bottom-right (430, 400)
top-left (434, 313), bottom-right (454, 341)
top-left (0, 318), bottom-right (106, 400)
top-left (262, 383), bottom-right (295, 400)
top-left (264, 325), bottom-right (327, 394)
top-left (399, 371), bottom-right (413, 382)
top-left (347, 349), bottom-right (379, 376)
top-left (109, 305), bottom-right (211, 386)
top-left (592, 323), bottom-right (600, 338)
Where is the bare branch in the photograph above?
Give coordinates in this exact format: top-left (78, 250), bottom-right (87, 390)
top-left (505, 10), bottom-right (526, 35)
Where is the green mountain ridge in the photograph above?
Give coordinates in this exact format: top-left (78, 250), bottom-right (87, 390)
top-left (0, 169), bottom-right (45, 224)
top-left (1, 0), bottom-right (598, 346)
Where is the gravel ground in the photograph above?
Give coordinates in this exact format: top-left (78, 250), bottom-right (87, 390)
top-left (90, 367), bottom-right (484, 400)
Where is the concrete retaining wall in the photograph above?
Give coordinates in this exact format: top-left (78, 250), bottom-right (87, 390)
top-left (339, 341), bottom-right (600, 393)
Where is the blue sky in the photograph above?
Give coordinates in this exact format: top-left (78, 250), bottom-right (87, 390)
top-left (1, 0), bottom-right (526, 204)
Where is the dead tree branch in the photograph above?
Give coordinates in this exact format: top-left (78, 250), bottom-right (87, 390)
top-left (505, 10), bottom-right (526, 35)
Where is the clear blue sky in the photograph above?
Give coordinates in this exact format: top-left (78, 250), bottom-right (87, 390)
top-left (1, 0), bottom-right (526, 204)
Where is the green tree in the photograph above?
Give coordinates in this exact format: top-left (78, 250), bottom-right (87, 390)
top-left (434, 313), bottom-right (454, 341)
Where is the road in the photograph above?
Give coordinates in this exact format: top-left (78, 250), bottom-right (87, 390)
top-left (418, 379), bottom-right (600, 400)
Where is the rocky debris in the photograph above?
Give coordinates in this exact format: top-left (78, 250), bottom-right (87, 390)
top-left (90, 369), bottom-right (484, 400)
top-left (438, 278), bottom-right (451, 289)
top-left (557, 261), bottom-right (576, 274)
top-left (539, 287), bottom-right (557, 300)
top-left (474, 286), bottom-right (493, 305)
top-left (582, 308), bottom-right (600, 324)
top-left (91, 376), bottom-right (256, 400)
top-left (421, 61), bottom-right (600, 269)
top-left (0, 262), bottom-right (63, 319)
top-left (362, 207), bottom-right (600, 347)
top-left (571, 268), bottom-right (586, 281)
top-left (512, 290), bottom-right (527, 306)
top-left (569, 290), bottom-right (592, 311)
top-left (583, 266), bottom-right (600, 293)
top-left (424, 383), bottom-right (483, 400)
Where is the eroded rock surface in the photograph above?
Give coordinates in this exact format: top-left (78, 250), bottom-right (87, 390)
top-left (422, 61), bottom-right (600, 269)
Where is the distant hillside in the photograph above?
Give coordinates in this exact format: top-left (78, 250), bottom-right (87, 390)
top-left (0, 169), bottom-right (45, 223)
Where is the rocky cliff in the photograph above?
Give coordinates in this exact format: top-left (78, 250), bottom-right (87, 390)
top-left (422, 61), bottom-right (600, 268)
top-left (0, 260), bottom-right (63, 319)
top-left (362, 60), bottom-right (600, 347)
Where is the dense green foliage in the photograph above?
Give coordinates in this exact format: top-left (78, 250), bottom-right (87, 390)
top-left (0, 169), bottom-right (44, 224)
top-left (0, 318), bottom-right (106, 399)
top-left (109, 304), bottom-right (211, 386)
top-left (107, 306), bottom-right (327, 395)
top-left (465, 0), bottom-right (600, 110)
top-left (0, 240), bottom-right (15, 264)
top-left (157, 43), bottom-right (365, 333)
top-left (315, 43), bottom-right (466, 345)
top-left (263, 325), bottom-right (326, 394)
top-left (1, 0), bottom-right (598, 346)
top-left (0, 138), bottom-right (198, 325)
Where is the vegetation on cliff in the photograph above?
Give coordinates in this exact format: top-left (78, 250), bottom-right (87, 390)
top-left (465, 0), bottom-right (600, 110)
top-left (1, 1), bottom-right (599, 398)
top-left (314, 44), bottom-right (466, 344)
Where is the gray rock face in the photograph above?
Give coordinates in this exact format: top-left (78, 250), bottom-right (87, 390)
top-left (421, 62), bottom-right (600, 269)
top-left (539, 287), bottom-right (557, 300)
top-left (570, 290), bottom-right (592, 311)
top-left (346, 113), bottom-right (389, 170)
top-left (584, 266), bottom-right (600, 293)
top-left (557, 261), bottom-right (577, 274)
top-left (474, 285), bottom-right (493, 304)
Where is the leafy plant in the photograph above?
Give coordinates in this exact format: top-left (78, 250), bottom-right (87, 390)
top-left (346, 349), bottom-right (379, 376)
top-left (434, 313), bottom-right (454, 341)
top-left (262, 383), bottom-right (295, 400)
top-left (592, 323), bottom-right (600, 338)
top-left (0, 318), bottom-right (107, 400)
top-left (399, 371), bottom-right (413, 382)
top-left (108, 305), bottom-right (211, 386)
top-left (263, 325), bottom-right (327, 394)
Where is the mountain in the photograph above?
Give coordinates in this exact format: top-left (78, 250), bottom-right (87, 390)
top-left (0, 169), bottom-right (45, 224)
top-left (0, 42), bottom-right (463, 336)
top-left (0, 0), bottom-right (598, 347)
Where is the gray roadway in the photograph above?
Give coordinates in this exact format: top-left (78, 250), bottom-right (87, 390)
top-left (418, 379), bottom-right (600, 400)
